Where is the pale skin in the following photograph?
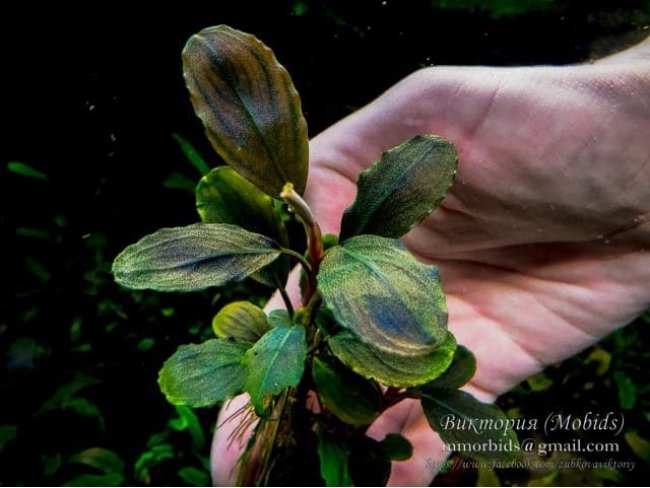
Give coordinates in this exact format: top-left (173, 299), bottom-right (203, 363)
top-left (212, 38), bottom-right (650, 486)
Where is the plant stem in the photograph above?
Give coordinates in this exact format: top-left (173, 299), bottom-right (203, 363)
top-left (237, 390), bottom-right (290, 486)
top-left (280, 183), bottom-right (324, 305)
top-left (279, 247), bottom-right (312, 274)
top-left (278, 286), bottom-right (294, 318)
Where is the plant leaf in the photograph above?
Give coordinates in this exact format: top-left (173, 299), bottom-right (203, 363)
top-left (212, 301), bottom-right (270, 343)
top-left (243, 324), bottom-right (306, 414)
top-left (421, 389), bottom-right (520, 462)
top-left (614, 371), bottom-right (637, 410)
top-left (64, 473), bottom-right (123, 487)
top-left (69, 448), bottom-right (125, 475)
top-left (340, 134), bottom-right (457, 239)
top-left (169, 405), bottom-right (206, 450)
top-left (196, 167), bottom-right (288, 241)
top-left (183, 24), bottom-right (308, 196)
top-left (381, 433), bottom-right (413, 461)
top-left (158, 339), bottom-right (248, 407)
top-left (196, 166), bottom-right (290, 287)
top-left (312, 357), bottom-right (381, 426)
top-left (422, 345), bottom-right (476, 390)
top-left (178, 466), bottom-right (210, 486)
top-left (318, 235), bottom-right (448, 356)
top-left (267, 309), bottom-right (291, 328)
top-left (112, 223), bottom-right (281, 291)
top-left (172, 133), bottom-right (210, 176)
top-left (7, 161), bottom-right (48, 181)
top-left (328, 330), bottom-right (456, 387)
top-left (317, 431), bottom-right (353, 487)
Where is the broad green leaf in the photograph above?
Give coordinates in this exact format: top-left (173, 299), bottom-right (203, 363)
top-left (318, 235), bottom-right (448, 357)
top-left (423, 345), bottom-right (476, 390)
top-left (317, 431), bottom-right (353, 487)
top-left (340, 134), bottom-right (457, 239)
top-left (196, 167), bottom-right (287, 241)
top-left (112, 223), bottom-right (281, 292)
top-left (381, 433), bottom-right (413, 461)
top-left (69, 448), bottom-right (125, 475)
top-left (183, 25), bottom-right (309, 196)
top-left (172, 133), bottom-right (210, 176)
top-left (243, 325), bottom-right (306, 414)
top-left (158, 339), bottom-right (248, 407)
top-left (196, 166), bottom-right (290, 287)
top-left (267, 309), bottom-right (291, 328)
top-left (212, 301), bottom-right (270, 343)
top-left (312, 357), bottom-right (381, 426)
top-left (329, 331), bottom-right (456, 387)
top-left (421, 389), bottom-right (519, 462)
top-left (7, 161), bottom-right (48, 181)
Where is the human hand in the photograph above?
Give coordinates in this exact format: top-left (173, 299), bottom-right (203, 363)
top-left (213, 38), bottom-right (650, 486)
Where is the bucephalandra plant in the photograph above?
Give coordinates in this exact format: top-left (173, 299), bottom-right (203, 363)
top-left (112, 24), bottom-right (520, 486)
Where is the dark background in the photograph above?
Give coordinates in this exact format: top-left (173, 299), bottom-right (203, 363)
top-left (3, 0), bottom-right (650, 485)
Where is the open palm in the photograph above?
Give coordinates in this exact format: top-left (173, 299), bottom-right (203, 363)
top-left (213, 39), bottom-right (650, 486)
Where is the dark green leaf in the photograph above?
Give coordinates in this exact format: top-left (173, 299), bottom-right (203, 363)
top-left (243, 325), bottom-right (306, 414)
top-left (42, 453), bottom-right (62, 476)
top-left (61, 398), bottom-right (105, 430)
top-left (69, 447), bottom-right (125, 475)
top-left (178, 466), bottom-right (210, 486)
top-left (38, 373), bottom-right (100, 414)
top-left (158, 339), bottom-right (248, 407)
top-left (340, 134), bottom-right (457, 239)
top-left (329, 331), bottom-right (456, 387)
top-left (212, 301), bottom-right (270, 343)
top-left (196, 166), bottom-right (290, 286)
top-left (423, 345), bottom-right (476, 390)
top-left (312, 357), bottom-right (381, 426)
top-left (173, 133), bottom-right (211, 176)
top-left (183, 25), bottom-right (309, 196)
top-left (319, 235), bottom-right (448, 357)
top-left (196, 167), bottom-right (287, 241)
top-left (381, 433), bottom-right (413, 461)
top-left (421, 389), bottom-right (519, 462)
top-left (317, 431), bottom-right (353, 487)
top-left (7, 161), bottom-right (48, 180)
top-left (112, 223), bottom-right (281, 292)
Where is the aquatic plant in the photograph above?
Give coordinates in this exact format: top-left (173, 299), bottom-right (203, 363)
top-left (112, 25), bottom-right (519, 485)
